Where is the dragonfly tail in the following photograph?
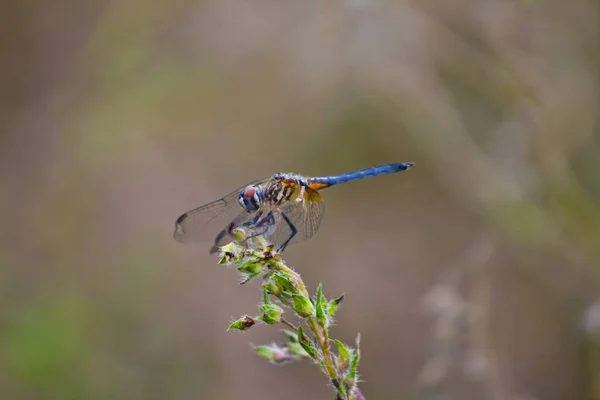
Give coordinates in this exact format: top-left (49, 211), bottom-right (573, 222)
top-left (307, 162), bottom-right (413, 189)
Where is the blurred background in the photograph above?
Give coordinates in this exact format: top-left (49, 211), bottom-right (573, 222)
top-left (1, 0), bottom-right (599, 399)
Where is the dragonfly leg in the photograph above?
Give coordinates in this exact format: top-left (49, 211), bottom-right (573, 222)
top-left (277, 212), bottom-right (297, 253)
top-left (210, 212), bottom-right (263, 253)
top-left (238, 211), bottom-right (263, 229)
top-left (243, 211), bottom-right (276, 241)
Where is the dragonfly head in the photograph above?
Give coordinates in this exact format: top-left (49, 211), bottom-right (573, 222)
top-left (239, 185), bottom-right (262, 212)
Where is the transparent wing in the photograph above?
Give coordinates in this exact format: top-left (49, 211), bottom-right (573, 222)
top-left (173, 177), bottom-right (269, 245)
top-left (265, 188), bottom-right (325, 249)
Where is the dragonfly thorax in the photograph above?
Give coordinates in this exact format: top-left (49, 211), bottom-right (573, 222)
top-left (238, 185), bottom-right (262, 212)
top-left (265, 175), bottom-right (301, 206)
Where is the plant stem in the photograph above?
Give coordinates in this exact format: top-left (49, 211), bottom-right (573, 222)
top-left (308, 315), bottom-right (337, 379)
top-left (265, 256), bottom-right (341, 392)
top-left (281, 318), bottom-right (297, 331)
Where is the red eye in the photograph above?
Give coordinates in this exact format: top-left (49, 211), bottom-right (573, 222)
top-left (243, 186), bottom-right (256, 198)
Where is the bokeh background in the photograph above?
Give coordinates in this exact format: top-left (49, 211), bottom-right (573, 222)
top-left (1, 1), bottom-right (599, 399)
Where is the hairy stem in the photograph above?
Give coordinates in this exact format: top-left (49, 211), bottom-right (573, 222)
top-left (266, 256), bottom-right (340, 391)
top-left (281, 318), bottom-right (297, 331)
top-left (308, 315), bottom-right (337, 379)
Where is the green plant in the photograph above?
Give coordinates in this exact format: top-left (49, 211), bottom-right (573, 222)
top-left (220, 230), bottom-right (365, 400)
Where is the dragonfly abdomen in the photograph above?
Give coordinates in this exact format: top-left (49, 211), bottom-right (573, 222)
top-left (307, 162), bottom-right (413, 190)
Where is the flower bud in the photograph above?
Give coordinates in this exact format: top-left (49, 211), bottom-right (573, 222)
top-left (237, 258), bottom-right (265, 283)
top-left (265, 272), bottom-right (298, 298)
top-left (227, 315), bottom-right (256, 331)
top-left (258, 303), bottom-right (284, 325)
top-left (263, 278), bottom-right (282, 296)
top-left (230, 227), bottom-right (247, 243)
top-left (293, 295), bottom-right (315, 318)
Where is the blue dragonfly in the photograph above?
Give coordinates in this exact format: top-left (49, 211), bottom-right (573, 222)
top-left (174, 162), bottom-right (414, 253)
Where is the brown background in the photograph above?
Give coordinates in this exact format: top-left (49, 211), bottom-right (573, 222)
top-left (1, 1), bottom-right (599, 399)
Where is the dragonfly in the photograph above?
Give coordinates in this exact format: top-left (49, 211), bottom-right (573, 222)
top-left (174, 162), bottom-right (414, 253)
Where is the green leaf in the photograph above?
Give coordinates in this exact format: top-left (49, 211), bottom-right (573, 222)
top-left (296, 325), bottom-right (305, 343)
top-left (298, 337), bottom-right (318, 360)
top-left (348, 336), bottom-right (361, 382)
top-left (315, 283), bottom-right (327, 327)
top-left (297, 326), bottom-right (318, 360)
top-left (263, 288), bottom-right (271, 304)
top-left (286, 342), bottom-right (310, 359)
top-left (335, 339), bottom-right (350, 367)
top-left (327, 294), bottom-right (344, 317)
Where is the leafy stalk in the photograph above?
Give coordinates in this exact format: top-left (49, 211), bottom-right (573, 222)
top-left (220, 230), bottom-right (365, 400)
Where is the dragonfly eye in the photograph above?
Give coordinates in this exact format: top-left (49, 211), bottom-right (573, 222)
top-left (239, 185), bottom-right (261, 212)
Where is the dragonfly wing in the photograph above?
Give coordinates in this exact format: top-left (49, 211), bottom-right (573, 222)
top-left (174, 178), bottom-right (268, 244)
top-left (265, 188), bottom-right (325, 248)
